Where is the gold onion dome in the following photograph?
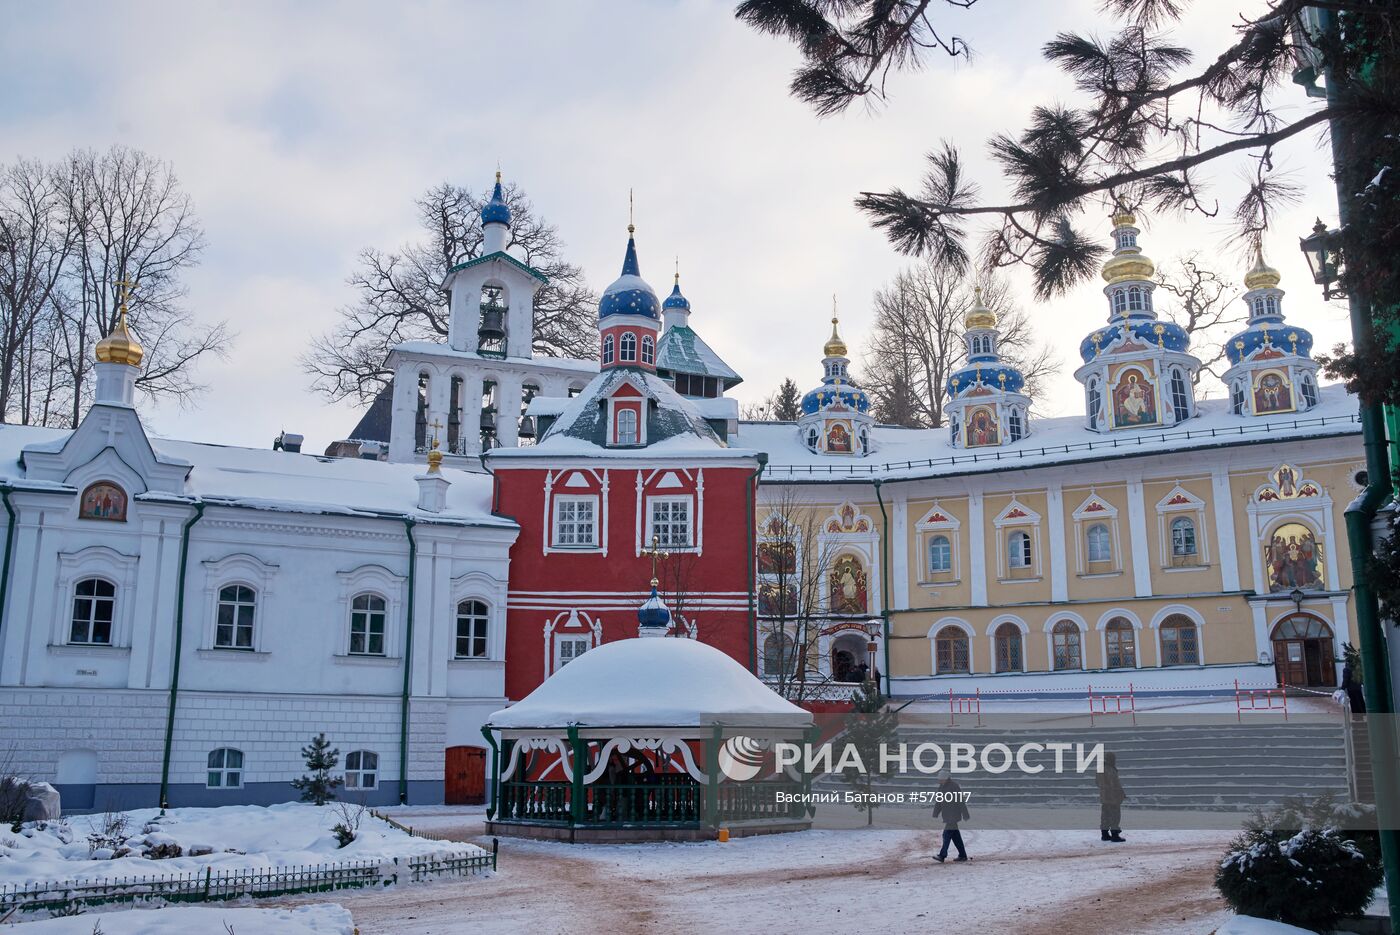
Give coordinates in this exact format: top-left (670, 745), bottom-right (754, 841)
top-left (1102, 206), bottom-right (1155, 286)
top-left (1244, 248), bottom-right (1281, 291)
top-left (824, 316), bottom-right (848, 358)
top-left (426, 436), bottom-right (444, 474)
top-left (965, 285), bottom-right (997, 330)
top-left (95, 308), bottom-right (144, 367)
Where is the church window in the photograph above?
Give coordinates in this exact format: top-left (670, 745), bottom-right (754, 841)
top-left (602, 334), bottom-right (614, 365)
top-left (455, 600), bottom-right (489, 658)
top-left (994, 623), bottom-right (1023, 673)
top-left (641, 334), bottom-right (655, 365)
top-left (616, 407), bottom-right (638, 445)
top-left (1231, 380), bottom-right (1246, 414)
top-left (928, 535), bottom-right (952, 574)
top-left (1159, 616), bottom-right (1200, 666)
top-left (1127, 286), bottom-right (1146, 312)
top-left (555, 635), bottom-right (590, 671)
top-left (70, 578), bottom-right (115, 645)
top-left (1169, 369), bottom-right (1191, 422)
top-left (1171, 517), bottom-right (1198, 559)
top-left (344, 750), bottom-right (379, 790)
top-left (1052, 620), bottom-right (1082, 670)
top-left (1111, 290), bottom-right (1129, 316)
top-left (648, 497), bottom-right (692, 549)
top-left (215, 585), bottom-right (256, 650)
top-left (349, 593), bottom-right (386, 656)
top-left (1105, 618), bottom-right (1136, 668)
top-left (553, 497), bottom-right (598, 548)
top-left (1008, 408), bottom-right (1025, 441)
top-left (763, 633), bottom-right (796, 677)
top-left (1115, 230), bottom-right (1136, 250)
top-left (859, 428), bottom-right (869, 454)
top-left (1008, 531), bottom-right (1032, 569)
top-left (207, 748), bottom-right (244, 789)
top-left (620, 332), bottom-right (637, 362)
top-left (1300, 374), bottom-right (1318, 408)
top-left (807, 427), bottom-right (819, 450)
top-left (1086, 523), bottom-right (1112, 564)
top-left (934, 626), bottom-right (970, 674)
top-left (1086, 379), bottom-right (1102, 428)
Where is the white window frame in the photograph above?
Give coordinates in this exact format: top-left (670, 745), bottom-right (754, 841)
top-left (202, 553), bottom-right (278, 653)
top-left (214, 584), bottom-right (258, 651)
top-left (69, 577), bottom-right (117, 646)
top-left (647, 496), bottom-right (694, 550)
top-left (53, 546), bottom-right (139, 650)
top-left (454, 599), bottom-right (490, 659)
top-left (1169, 368), bottom-right (1191, 422)
top-left (207, 748), bottom-right (244, 789)
top-left (616, 407), bottom-right (638, 445)
top-left (1171, 516), bottom-right (1198, 559)
top-left (1300, 373), bottom-right (1318, 408)
top-left (1086, 523), bottom-right (1113, 563)
top-left (602, 334), bottom-right (615, 365)
top-left (928, 534), bottom-right (953, 574)
top-left (641, 334), bottom-right (655, 365)
top-left (348, 592), bottom-right (387, 656)
top-left (344, 750), bottom-right (379, 790)
top-left (555, 635), bottom-right (591, 671)
top-left (620, 331), bottom-right (637, 362)
top-left (1008, 531), bottom-right (1032, 569)
top-left (552, 495), bottom-right (599, 549)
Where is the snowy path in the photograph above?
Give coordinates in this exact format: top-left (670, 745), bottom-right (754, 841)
top-left (274, 810), bottom-right (1235, 935)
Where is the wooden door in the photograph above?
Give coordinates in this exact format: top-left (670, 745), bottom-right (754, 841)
top-left (445, 745), bottom-right (486, 805)
top-left (1275, 640), bottom-right (1307, 687)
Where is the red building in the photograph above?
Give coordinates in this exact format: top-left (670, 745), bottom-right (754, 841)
top-left (487, 225), bottom-right (761, 700)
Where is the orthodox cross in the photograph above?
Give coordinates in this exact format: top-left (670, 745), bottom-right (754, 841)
top-left (428, 418), bottom-right (443, 450)
top-left (641, 534), bottom-right (669, 587)
top-left (116, 278), bottom-right (136, 309)
top-left (100, 413), bottom-right (124, 448)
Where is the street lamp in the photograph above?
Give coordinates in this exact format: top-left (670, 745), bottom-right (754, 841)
top-left (1298, 217), bottom-right (1346, 299)
top-left (1290, 587), bottom-right (1306, 614)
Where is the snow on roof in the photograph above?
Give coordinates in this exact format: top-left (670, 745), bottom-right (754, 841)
top-left (389, 342), bottom-right (601, 374)
top-left (689, 396), bottom-right (739, 421)
top-left (739, 382), bottom-right (1361, 481)
top-left (487, 638), bottom-right (813, 729)
top-left (656, 325), bottom-right (742, 386)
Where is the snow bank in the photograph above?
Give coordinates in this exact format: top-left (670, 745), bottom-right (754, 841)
top-left (12, 903), bottom-right (354, 935)
top-left (1214, 916), bottom-right (1318, 935)
top-left (487, 638), bottom-right (812, 729)
top-left (0, 803), bottom-right (484, 888)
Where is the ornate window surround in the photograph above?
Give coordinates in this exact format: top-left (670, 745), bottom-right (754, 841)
top-left (334, 563), bottom-right (406, 659)
top-left (1071, 494), bottom-right (1122, 577)
top-left (200, 553), bottom-right (279, 654)
top-left (993, 497), bottom-right (1042, 582)
top-left (915, 501), bottom-right (961, 585)
top-left (1154, 484), bottom-right (1212, 570)
top-left (51, 546), bottom-right (139, 651)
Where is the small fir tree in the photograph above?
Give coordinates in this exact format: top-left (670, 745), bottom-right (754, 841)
top-left (772, 378), bottom-right (801, 422)
top-left (839, 679), bottom-right (899, 826)
top-left (291, 733), bottom-right (343, 806)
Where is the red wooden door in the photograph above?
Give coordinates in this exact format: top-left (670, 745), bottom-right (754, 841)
top-left (445, 746), bottom-right (486, 805)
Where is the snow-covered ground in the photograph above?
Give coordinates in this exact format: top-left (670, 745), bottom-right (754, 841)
top-left (9, 903), bottom-right (354, 934)
top-left (0, 803), bottom-right (484, 888)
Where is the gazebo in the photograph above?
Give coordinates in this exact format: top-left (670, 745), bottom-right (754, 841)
top-left (482, 637), bottom-right (816, 842)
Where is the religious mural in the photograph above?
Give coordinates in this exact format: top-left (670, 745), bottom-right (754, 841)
top-left (826, 421), bottom-right (852, 453)
top-left (828, 554), bottom-right (868, 615)
top-left (1255, 464), bottom-right (1321, 502)
top-left (757, 541), bottom-right (797, 575)
top-left (965, 406), bottom-right (1000, 447)
top-left (79, 481), bottom-right (127, 522)
top-left (1252, 370), bottom-right (1295, 415)
top-left (1266, 522), bottom-right (1324, 592)
top-left (758, 582), bottom-right (797, 616)
top-left (1112, 369), bottom-right (1158, 428)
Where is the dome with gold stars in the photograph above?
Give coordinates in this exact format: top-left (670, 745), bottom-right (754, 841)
top-left (801, 315), bottom-right (870, 417)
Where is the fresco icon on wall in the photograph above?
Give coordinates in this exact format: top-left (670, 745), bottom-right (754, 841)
top-left (79, 481), bottom-right (127, 522)
top-left (1266, 522), bottom-right (1323, 591)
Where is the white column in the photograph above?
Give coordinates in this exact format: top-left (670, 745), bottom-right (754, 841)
top-left (969, 492), bottom-right (987, 606)
top-left (507, 282), bottom-right (538, 360)
top-left (461, 374), bottom-right (485, 456)
top-left (496, 375), bottom-right (523, 448)
top-left (1126, 478), bottom-right (1152, 597)
top-left (892, 489), bottom-right (909, 611)
top-left (1211, 466), bottom-right (1241, 591)
top-left (388, 362), bottom-right (420, 463)
top-left (1046, 484), bottom-right (1068, 602)
top-left (425, 369), bottom-right (451, 454)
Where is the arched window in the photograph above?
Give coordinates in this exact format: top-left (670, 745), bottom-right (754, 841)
top-left (70, 578), bottom-right (115, 645)
top-left (1086, 379), bottom-right (1102, 427)
top-left (1169, 369), bottom-right (1191, 422)
top-left (455, 600), bottom-right (489, 659)
top-left (620, 332), bottom-right (637, 362)
top-left (1127, 286), bottom-right (1145, 312)
top-left (1052, 620), bottom-right (1082, 670)
top-left (1008, 531), bottom-right (1032, 569)
top-left (1115, 230), bottom-right (1137, 250)
top-left (994, 623), bottom-right (1023, 673)
top-left (806, 427), bottom-right (819, 450)
top-left (1111, 290), bottom-right (1129, 315)
top-left (1171, 517), bottom-right (1198, 559)
top-left (1300, 374), bottom-right (1318, 408)
top-left (207, 748), bottom-right (244, 789)
top-left (1105, 618), bottom-right (1136, 668)
top-left (1086, 523), bottom-right (1112, 564)
top-left (1159, 615), bottom-right (1200, 666)
top-left (616, 408), bottom-right (638, 445)
top-left (602, 334), bottom-right (615, 365)
top-left (1231, 380), bottom-right (1246, 415)
top-left (763, 633), bottom-right (796, 677)
top-left (641, 334), bottom-right (655, 365)
top-left (928, 535), bottom-right (952, 574)
top-left (1008, 408), bottom-right (1025, 441)
top-left (935, 626), bottom-right (970, 674)
top-left (216, 585), bottom-right (256, 650)
top-left (1252, 296), bottom-right (1267, 316)
top-left (349, 593), bottom-right (386, 656)
top-left (344, 750), bottom-right (379, 790)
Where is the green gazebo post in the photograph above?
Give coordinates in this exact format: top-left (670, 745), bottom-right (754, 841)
top-left (568, 725), bottom-right (586, 826)
top-left (706, 724), bottom-right (722, 827)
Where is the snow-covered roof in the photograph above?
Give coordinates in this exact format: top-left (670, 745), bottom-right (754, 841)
top-left (689, 396), bottom-right (739, 422)
top-left (738, 382), bottom-right (1361, 481)
top-left (389, 342), bottom-right (600, 374)
top-left (656, 324), bottom-right (742, 387)
top-left (486, 638), bottom-right (813, 729)
top-left (0, 424), bottom-right (510, 526)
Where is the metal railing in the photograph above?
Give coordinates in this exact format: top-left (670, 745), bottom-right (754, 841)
top-left (496, 777), bottom-right (805, 827)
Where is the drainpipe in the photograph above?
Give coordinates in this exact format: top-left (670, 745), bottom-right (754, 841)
top-left (872, 479), bottom-right (892, 700)
top-left (0, 485), bottom-right (16, 637)
top-left (399, 517), bottom-right (418, 804)
top-left (746, 453), bottom-right (768, 674)
top-left (159, 501), bottom-right (205, 810)
top-left (480, 726), bottom-right (500, 820)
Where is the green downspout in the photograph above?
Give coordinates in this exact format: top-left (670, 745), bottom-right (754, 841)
top-left (872, 480), bottom-right (893, 700)
top-left (159, 501), bottom-right (205, 810)
top-left (399, 518), bottom-right (417, 805)
top-left (480, 726), bottom-right (500, 820)
top-left (745, 453), bottom-right (768, 673)
top-left (0, 486), bottom-right (16, 637)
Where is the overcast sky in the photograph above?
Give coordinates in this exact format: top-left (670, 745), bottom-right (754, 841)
top-left (1, 0), bottom-right (1351, 450)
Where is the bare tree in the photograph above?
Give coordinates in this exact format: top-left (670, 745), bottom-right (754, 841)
top-left (1156, 252), bottom-right (1245, 383)
top-left (859, 264), bottom-right (1057, 428)
top-left (304, 181), bottom-right (597, 405)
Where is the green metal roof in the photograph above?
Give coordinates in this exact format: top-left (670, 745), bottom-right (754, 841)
top-left (446, 251), bottom-right (549, 284)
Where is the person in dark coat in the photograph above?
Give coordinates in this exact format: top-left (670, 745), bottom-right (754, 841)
top-left (932, 770), bottom-right (970, 862)
top-left (1341, 661), bottom-right (1367, 714)
top-left (1097, 751), bottom-right (1126, 842)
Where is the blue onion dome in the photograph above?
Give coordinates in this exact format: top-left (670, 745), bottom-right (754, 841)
top-left (1079, 319), bottom-right (1190, 363)
top-left (800, 383), bottom-right (871, 415)
top-left (946, 363), bottom-right (1025, 398)
top-left (481, 171), bottom-right (512, 226)
top-left (1224, 322), bottom-right (1313, 366)
top-left (598, 225), bottom-right (662, 320)
top-left (662, 273), bottom-right (690, 311)
top-left (637, 585), bottom-right (672, 629)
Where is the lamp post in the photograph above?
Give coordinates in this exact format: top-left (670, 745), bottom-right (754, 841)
top-left (1298, 218), bottom-right (1346, 300)
top-left (1289, 587), bottom-right (1306, 615)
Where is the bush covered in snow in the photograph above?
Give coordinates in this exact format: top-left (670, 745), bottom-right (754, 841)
top-left (1215, 799), bottom-right (1382, 932)
top-left (0, 773), bottom-right (33, 829)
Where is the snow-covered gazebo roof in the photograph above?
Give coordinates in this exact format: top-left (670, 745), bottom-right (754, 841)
top-left (486, 638), bottom-right (812, 731)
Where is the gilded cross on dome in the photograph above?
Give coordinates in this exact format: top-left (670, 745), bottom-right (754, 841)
top-left (641, 534), bottom-right (669, 587)
top-left (1153, 323), bottom-right (1165, 347)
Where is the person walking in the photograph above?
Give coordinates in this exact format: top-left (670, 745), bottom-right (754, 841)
top-left (1097, 751), bottom-right (1126, 842)
top-left (932, 770), bottom-right (970, 862)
